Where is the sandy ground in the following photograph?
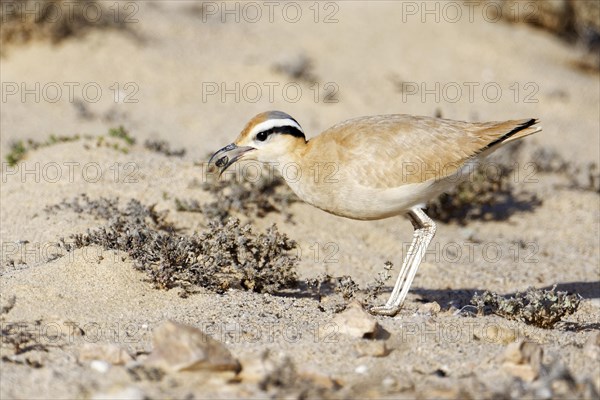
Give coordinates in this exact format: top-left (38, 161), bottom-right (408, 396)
top-left (1, 1), bottom-right (599, 399)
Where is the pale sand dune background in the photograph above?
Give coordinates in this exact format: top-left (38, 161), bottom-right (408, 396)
top-left (1, 1), bottom-right (599, 398)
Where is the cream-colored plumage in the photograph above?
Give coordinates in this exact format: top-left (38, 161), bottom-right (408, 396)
top-left (317, 115), bottom-right (534, 187)
top-left (210, 111), bottom-right (541, 316)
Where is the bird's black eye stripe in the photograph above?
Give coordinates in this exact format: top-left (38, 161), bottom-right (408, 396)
top-left (255, 126), bottom-right (305, 142)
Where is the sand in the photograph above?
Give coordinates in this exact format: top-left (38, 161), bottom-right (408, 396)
top-left (1, 1), bottom-right (599, 399)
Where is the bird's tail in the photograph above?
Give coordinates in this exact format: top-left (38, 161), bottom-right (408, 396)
top-left (487, 118), bottom-right (542, 148)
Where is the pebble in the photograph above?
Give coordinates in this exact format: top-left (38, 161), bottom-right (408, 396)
top-left (145, 320), bottom-right (241, 373)
top-left (502, 340), bottom-right (543, 382)
top-left (90, 360), bottom-right (111, 374)
top-left (355, 364), bottom-right (368, 374)
top-left (332, 301), bottom-right (381, 338)
top-left (239, 352), bottom-right (341, 390)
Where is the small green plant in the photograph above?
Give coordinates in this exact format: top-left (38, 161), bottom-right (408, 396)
top-left (5, 135), bottom-right (83, 166)
top-left (5, 141), bottom-right (26, 166)
top-left (108, 126), bottom-right (135, 145)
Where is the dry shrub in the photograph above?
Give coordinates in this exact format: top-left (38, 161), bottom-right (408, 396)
top-left (471, 286), bottom-right (581, 329)
top-left (51, 195), bottom-right (298, 296)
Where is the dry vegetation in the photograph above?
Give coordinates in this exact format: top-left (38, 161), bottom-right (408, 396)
top-left (1, 121), bottom-right (593, 398)
top-left (47, 194), bottom-right (298, 296)
top-left (497, 0), bottom-right (600, 71)
top-left (0, 0), bottom-right (129, 55)
top-left (426, 142), bottom-right (599, 223)
top-left (471, 286), bottom-right (581, 329)
top-left (426, 143), bottom-right (542, 223)
top-left (176, 165), bottom-right (300, 222)
top-left (532, 147), bottom-right (600, 193)
top-left (143, 139), bottom-right (186, 157)
top-left (1, 2), bottom-right (598, 398)
top-left (0, 296), bottom-right (47, 364)
top-left (16, 128), bottom-right (586, 325)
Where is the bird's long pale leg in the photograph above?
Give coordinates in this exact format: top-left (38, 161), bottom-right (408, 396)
top-left (371, 207), bottom-right (436, 316)
top-left (382, 221), bottom-right (420, 306)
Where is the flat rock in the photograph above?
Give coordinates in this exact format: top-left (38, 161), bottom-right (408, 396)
top-left (145, 320), bottom-right (241, 373)
top-left (332, 301), bottom-right (380, 338)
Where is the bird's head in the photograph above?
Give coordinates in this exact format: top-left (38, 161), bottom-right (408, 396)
top-left (209, 111), bottom-right (306, 175)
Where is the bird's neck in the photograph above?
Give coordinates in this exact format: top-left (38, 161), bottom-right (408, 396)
top-left (272, 137), bottom-right (310, 167)
top-left (272, 137), bottom-right (334, 187)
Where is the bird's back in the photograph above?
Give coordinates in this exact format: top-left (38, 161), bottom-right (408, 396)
top-left (306, 114), bottom-right (537, 188)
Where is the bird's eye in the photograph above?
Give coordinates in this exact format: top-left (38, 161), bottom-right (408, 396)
top-left (256, 130), bottom-right (269, 142)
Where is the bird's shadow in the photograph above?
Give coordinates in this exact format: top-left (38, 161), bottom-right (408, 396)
top-left (427, 190), bottom-right (542, 224)
top-left (280, 281), bottom-right (600, 304)
top-left (475, 192), bottom-right (542, 221)
top-left (278, 280), bottom-right (600, 331)
top-left (278, 280), bottom-right (342, 301)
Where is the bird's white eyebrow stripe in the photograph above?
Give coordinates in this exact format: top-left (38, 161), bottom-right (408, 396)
top-left (249, 119), bottom-right (303, 137)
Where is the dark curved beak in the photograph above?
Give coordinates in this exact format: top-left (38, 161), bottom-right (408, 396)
top-left (208, 143), bottom-right (255, 176)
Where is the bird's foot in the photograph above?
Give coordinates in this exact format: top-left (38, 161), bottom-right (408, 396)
top-left (369, 304), bottom-right (400, 316)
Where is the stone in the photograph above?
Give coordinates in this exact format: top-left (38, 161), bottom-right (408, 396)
top-left (145, 320), bottom-right (240, 373)
top-left (237, 355), bottom-right (279, 384)
top-left (354, 364), bottom-right (368, 374)
top-left (332, 301), bottom-right (380, 338)
top-left (90, 360), bottom-right (111, 374)
top-left (502, 340), bottom-right (543, 382)
top-left (353, 340), bottom-right (389, 357)
top-left (238, 351), bottom-right (341, 391)
top-left (417, 301), bottom-right (441, 315)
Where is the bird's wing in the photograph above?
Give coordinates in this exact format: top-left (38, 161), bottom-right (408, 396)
top-left (311, 114), bottom-right (535, 188)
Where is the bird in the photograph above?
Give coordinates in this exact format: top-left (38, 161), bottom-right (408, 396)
top-left (209, 111), bottom-right (541, 316)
